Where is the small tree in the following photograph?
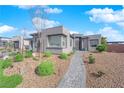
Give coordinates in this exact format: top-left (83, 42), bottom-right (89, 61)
top-left (101, 37), bottom-right (107, 51)
top-left (96, 37), bottom-right (108, 52)
top-left (29, 6), bottom-right (48, 61)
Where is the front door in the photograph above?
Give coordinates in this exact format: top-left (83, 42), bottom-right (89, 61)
top-left (82, 38), bottom-right (88, 51)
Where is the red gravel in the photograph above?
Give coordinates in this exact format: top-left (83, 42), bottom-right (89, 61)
top-left (83, 52), bottom-right (124, 88)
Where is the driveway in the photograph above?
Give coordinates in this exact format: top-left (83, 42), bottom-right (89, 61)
top-left (57, 51), bottom-right (86, 88)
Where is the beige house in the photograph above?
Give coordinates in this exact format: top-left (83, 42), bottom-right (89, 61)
top-left (31, 26), bottom-right (101, 54)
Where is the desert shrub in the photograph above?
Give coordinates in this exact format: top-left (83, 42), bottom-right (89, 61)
top-left (25, 50), bottom-right (32, 58)
top-left (59, 52), bottom-right (68, 60)
top-left (35, 60), bottom-right (54, 76)
top-left (88, 54), bottom-right (95, 64)
top-left (91, 71), bottom-right (105, 78)
top-left (0, 59), bottom-right (22, 88)
top-left (43, 51), bottom-right (52, 57)
top-left (14, 53), bottom-right (23, 62)
top-left (0, 74), bottom-right (22, 88)
top-left (32, 57), bottom-right (39, 61)
top-left (0, 59), bottom-right (12, 69)
top-left (9, 52), bottom-right (17, 56)
top-left (68, 52), bottom-right (74, 56)
top-left (96, 44), bottom-right (106, 52)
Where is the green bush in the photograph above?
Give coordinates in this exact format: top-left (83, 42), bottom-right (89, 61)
top-left (43, 51), bottom-right (52, 57)
top-left (59, 53), bottom-right (68, 60)
top-left (25, 51), bottom-right (32, 58)
top-left (32, 57), bottom-right (39, 61)
top-left (0, 74), bottom-right (22, 88)
top-left (0, 59), bottom-right (22, 88)
top-left (0, 59), bottom-right (12, 69)
top-left (14, 53), bottom-right (23, 62)
top-left (96, 44), bottom-right (106, 52)
top-left (88, 54), bottom-right (95, 64)
top-left (35, 60), bottom-right (55, 76)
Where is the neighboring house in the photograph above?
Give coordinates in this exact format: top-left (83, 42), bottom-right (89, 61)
top-left (0, 37), bottom-right (11, 49)
top-left (30, 26), bottom-right (101, 54)
top-left (30, 26), bottom-right (74, 54)
top-left (12, 36), bottom-right (31, 51)
top-left (73, 34), bottom-right (101, 51)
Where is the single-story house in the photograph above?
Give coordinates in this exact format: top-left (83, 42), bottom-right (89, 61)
top-left (30, 26), bottom-right (74, 54)
top-left (73, 34), bottom-right (101, 51)
top-left (30, 26), bottom-right (101, 54)
top-left (0, 37), bottom-right (11, 49)
top-left (12, 36), bottom-right (31, 51)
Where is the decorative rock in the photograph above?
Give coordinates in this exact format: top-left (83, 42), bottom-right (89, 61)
top-left (3, 55), bottom-right (9, 60)
top-left (32, 53), bottom-right (36, 57)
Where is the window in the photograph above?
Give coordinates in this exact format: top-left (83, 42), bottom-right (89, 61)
top-left (62, 36), bottom-right (67, 48)
top-left (14, 41), bottom-right (19, 48)
top-left (48, 35), bottom-right (61, 47)
top-left (48, 35), bottom-right (67, 48)
top-left (3, 42), bottom-right (6, 46)
top-left (90, 39), bottom-right (99, 47)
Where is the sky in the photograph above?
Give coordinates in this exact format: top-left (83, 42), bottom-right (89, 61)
top-left (0, 5), bottom-right (124, 41)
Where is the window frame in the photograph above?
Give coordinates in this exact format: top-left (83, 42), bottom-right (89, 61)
top-left (90, 39), bottom-right (99, 47)
top-left (47, 34), bottom-right (67, 48)
top-left (47, 35), bottom-right (62, 48)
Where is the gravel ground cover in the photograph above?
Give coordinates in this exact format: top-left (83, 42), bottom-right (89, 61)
top-left (4, 54), bottom-right (72, 88)
top-left (83, 52), bottom-right (124, 88)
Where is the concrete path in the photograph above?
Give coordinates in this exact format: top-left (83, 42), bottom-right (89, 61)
top-left (57, 51), bottom-right (86, 88)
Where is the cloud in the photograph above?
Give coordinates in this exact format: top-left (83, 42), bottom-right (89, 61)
top-left (17, 5), bottom-right (48, 10)
top-left (85, 31), bottom-right (95, 35)
top-left (44, 8), bottom-right (63, 14)
top-left (99, 27), bottom-right (124, 41)
top-left (86, 7), bottom-right (124, 23)
top-left (70, 31), bottom-right (79, 34)
top-left (0, 25), bottom-right (16, 34)
top-left (84, 27), bottom-right (124, 41)
top-left (20, 29), bottom-right (37, 37)
top-left (17, 5), bottom-right (63, 14)
top-left (44, 19), bottom-right (60, 28)
top-left (17, 5), bottom-right (36, 10)
top-left (117, 22), bottom-right (124, 28)
top-left (32, 17), bottom-right (60, 29)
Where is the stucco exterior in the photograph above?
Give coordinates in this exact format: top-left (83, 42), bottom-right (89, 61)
top-left (0, 37), bottom-right (11, 49)
top-left (31, 26), bottom-right (74, 54)
top-left (73, 34), bottom-right (101, 51)
top-left (31, 26), bottom-right (101, 54)
top-left (12, 36), bottom-right (31, 51)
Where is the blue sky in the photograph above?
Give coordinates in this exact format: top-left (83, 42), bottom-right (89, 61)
top-left (0, 5), bottom-right (124, 41)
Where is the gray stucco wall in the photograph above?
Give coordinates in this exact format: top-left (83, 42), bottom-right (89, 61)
top-left (87, 34), bottom-right (101, 51)
top-left (31, 26), bottom-right (73, 54)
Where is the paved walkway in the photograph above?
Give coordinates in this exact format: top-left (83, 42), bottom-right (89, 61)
top-left (57, 51), bottom-right (86, 88)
